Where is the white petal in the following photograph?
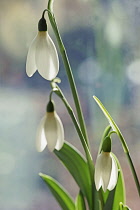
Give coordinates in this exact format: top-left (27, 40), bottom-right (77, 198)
top-left (54, 112), bottom-right (64, 150)
top-left (35, 32), bottom-right (59, 80)
top-left (36, 116), bottom-right (47, 152)
top-left (100, 152), bottom-right (112, 192)
top-left (26, 35), bottom-right (38, 77)
top-left (107, 154), bottom-right (118, 190)
top-left (94, 154), bottom-right (103, 191)
top-left (44, 112), bottom-right (57, 152)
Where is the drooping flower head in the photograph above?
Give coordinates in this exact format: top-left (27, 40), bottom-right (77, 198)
top-left (26, 10), bottom-right (59, 80)
top-left (36, 100), bottom-right (64, 152)
top-left (94, 136), bottom-right (118, 192)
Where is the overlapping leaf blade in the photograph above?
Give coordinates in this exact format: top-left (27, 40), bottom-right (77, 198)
top-left (54, 141), bottom-right (92, 209)
top-left (75, 191), bottom-right (86, 210)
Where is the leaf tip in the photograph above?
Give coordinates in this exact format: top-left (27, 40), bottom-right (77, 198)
top-left (93, 95), bottom-right (98, 102)
top-left (39, 172), bottom-right (44, 177)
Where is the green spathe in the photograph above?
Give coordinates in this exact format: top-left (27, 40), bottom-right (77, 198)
top-left (38, 10), bottom-right (47, 31)
top-left (102, 136), bottom-right (112, 153)
top-left (47, 100), bottom-right (55, 112)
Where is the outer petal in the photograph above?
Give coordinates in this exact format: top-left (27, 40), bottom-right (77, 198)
top-left (26, 35), bottom-right (38, 77)
top-left (35, 32), bottom-right (59, 80)
top-left (44, 112), bottom-right (57, 152)
top-left (94, 153), bottom-right (103, 191)
top-left (107, 154), bottom-right (118, 190)
top-left (100, 152), bottom-right (112, 192)
top-left (54, 112), bottom-right (64, 150)
top-left (36, 115), bottom-right (47, 152)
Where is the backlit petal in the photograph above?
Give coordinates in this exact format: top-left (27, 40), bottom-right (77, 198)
top-left (36, 115), bottom-right (47, 152)
top-left (54, 112), bottom-right (64, 150)
top-left (44, 112), bottom-right (57, 152)
top-left (26, 35), bottom-right (38, 77)
top-left (107, 154), bottom-right (118, 190)
top-left (35, 32), bottom-right (59, 80)
top-left (100, 152), bottom-right (112, 192)
top-left (94, 153), bottom-right (103, 191)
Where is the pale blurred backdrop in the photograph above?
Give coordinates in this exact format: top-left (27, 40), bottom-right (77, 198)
top-left (0, 0), bottom-right (140, 209)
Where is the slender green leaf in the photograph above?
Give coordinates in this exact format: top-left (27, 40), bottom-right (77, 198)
top-left (39, 173), bottom-right (75, 210)
top-left (75, 191), bottom-right (86, 210)
top-left (94, 96), bottom-right (140, 196)
top-left (103, 154), bottom-right (126, 210)
top-left (54, 141), bottom-right (92, 209)
top-left (93, 96), bottom-right (128, 153)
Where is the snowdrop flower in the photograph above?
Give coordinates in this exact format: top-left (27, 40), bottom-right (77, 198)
top-left (94, 151), bottom-right (118, 192)
top-left (36, 100), bottom-right (64, 152)
top-left (26, 10), bottom-right (59, 80)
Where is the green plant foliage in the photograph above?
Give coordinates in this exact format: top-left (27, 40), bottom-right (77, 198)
top-left (54, 141), bottom-right (92, 209)
top-left (39, 173), bottom-right (75, 210)
top-left (75, 191), bottom-right (86, 210)
top-left (119, 202), bottom-right (131, 210)
top-left (93, 96), bottom-right (128, 152)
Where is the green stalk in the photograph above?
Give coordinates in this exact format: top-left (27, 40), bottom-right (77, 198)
top-left (117, 130), bottom-right (140, 196)
top-left (126, 152), bottom-right (140, 196)
top-left (94, 96), bottom-right (140, 196)
top-left (52, 85), bottom-right (94, 209)
top-left (47, 0), bottom-right (89, 147)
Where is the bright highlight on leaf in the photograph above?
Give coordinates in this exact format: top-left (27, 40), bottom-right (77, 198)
top-left (119, 202), bottom-right (131, 210)
top-left (93, 96), bottom-right (129, 153)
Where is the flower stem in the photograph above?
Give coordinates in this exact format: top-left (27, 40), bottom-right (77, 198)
top-left (94, 96), bottom-right (140, 195)
top-left (52, 85), bottom-right (94, 209)
top-left (126, 152), bottom-right (140, 196)
top-left (47, 0), bottom-right (89, 147)
top-left (118, 132), bottom-right (140, 196)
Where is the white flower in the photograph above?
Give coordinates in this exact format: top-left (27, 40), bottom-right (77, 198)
top-left (94, 151), bottom-right (118, 192)
top-left (26, 31), bottom-right (59, 80)
top-left (36, 111), bottom-right (64, 152)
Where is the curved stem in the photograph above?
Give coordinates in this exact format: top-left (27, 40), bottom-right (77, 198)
top-left (93, 96), bottom-right (140, 196)
top-left (126, 152), bottom-right (140, 196)
top-left (51, 85), bottom-right (94, 209)
top-left (47, 0), bottom-right (89, 147)
top-left (118, 132), bottom-right (140, 196)
top-left (49, 90), bottom-right (53, 101)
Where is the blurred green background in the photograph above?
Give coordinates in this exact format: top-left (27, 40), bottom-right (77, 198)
top-left (0, 0), bottom-right (140, 209)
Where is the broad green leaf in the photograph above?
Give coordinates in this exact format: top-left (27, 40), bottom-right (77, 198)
top-left (93, 96), bottom-right (128, 153)
top-left (39, 173), bottom-right (75, 210)
top-left (75, 191), bottom-right (86, 210)
top-left (54, 141), bottom-right (92, 209)
top-left (103, 154), bottom-right (125, 210)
